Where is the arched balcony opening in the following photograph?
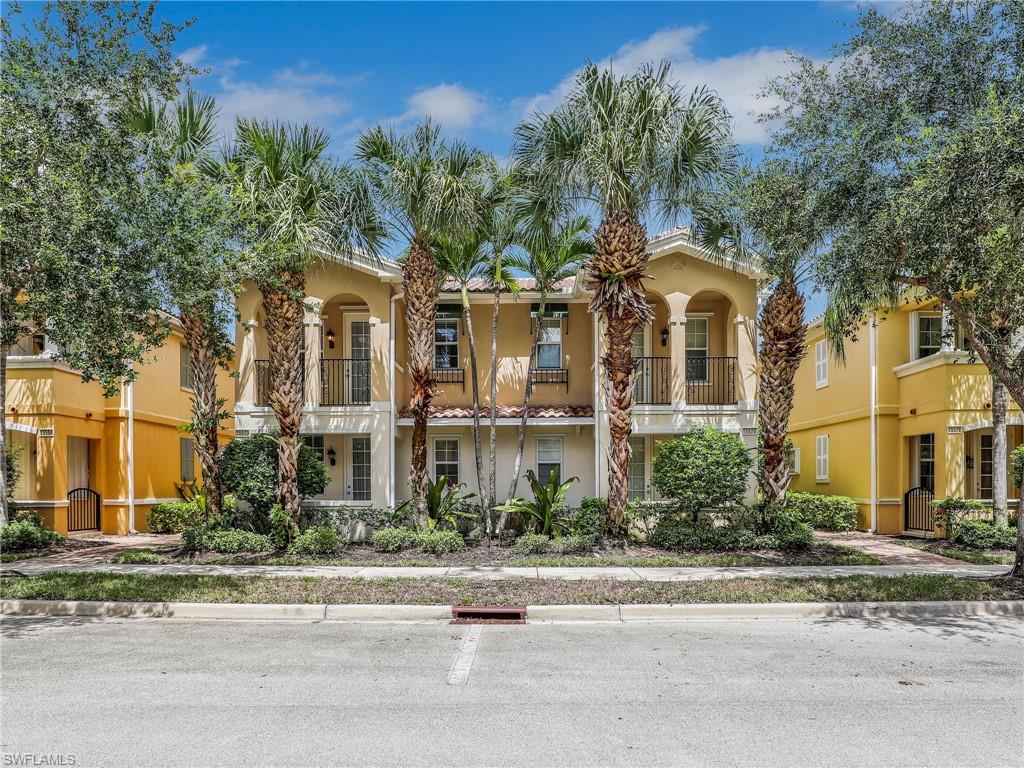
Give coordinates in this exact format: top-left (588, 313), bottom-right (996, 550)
top-left (682, 290), bottom-right (738, 405)
top-left (632, 291), bottom-right (673, 405)
top-left (319, 293), bottom-right (372, 406)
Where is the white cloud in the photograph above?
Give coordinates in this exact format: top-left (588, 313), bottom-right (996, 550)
top-left (401, 83), bottom-right (488, 130)
top-left (178, 45), bottom-right (208, 67)
top-left (517, 25), bottom-right (808, 145)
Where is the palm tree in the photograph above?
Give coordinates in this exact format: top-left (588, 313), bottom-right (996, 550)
top-left (227, 120), bottom-right (381, 527)
top-left (356, 120), bottom-right (490, 527)
top-left (126, 91), bottom-right (238, 522)
top-left (741, 161), bottom-right (823, 507)
top-left (434, 232), bottom-right (489, 511)
top-left (513, 61), bottom-right (737, 533)
top-left (497, 216), bottom-right (592, 534)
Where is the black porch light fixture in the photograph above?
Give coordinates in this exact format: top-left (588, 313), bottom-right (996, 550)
top-left (327, 447), bottom-right (337, 466)
top-left (660, 327), bottom-right (669, 347)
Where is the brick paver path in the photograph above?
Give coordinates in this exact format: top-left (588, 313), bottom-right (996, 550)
top-left (813, 531), bottom-right (965, 565)
top-left (8, 533), bottom-right (181, 569)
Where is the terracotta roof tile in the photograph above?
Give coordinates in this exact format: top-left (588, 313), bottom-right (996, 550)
top-left (441, 277), bottom-right (577, 294)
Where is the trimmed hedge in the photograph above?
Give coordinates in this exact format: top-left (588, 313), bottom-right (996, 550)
top-left (289, 526), bottom-right (343, 557)
top-left (950, 520), bottom-right (1017, 550)
top-left (0, 520), bottom-right (64, 552)
top-left (180, 526), bottom-right (273, 554)
top-left (147, 501), bottom-right (203, 533)
top-left (510, 533), bottom-right (597, 556)
top-left (786, 492), bottom-right (859, 531)
top-left (369, 527), bottom-right (464, 554)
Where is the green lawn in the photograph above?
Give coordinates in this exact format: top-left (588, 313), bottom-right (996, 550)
top-left (2, 572), bottom-right (1019, 605)
top-left (897, 540), bottom-right (1015, 565)
top-left (0, 549), bottom-right (58, 563)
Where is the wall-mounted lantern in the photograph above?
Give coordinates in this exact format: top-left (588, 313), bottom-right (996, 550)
top-left (965, 454), bottom-right (974, 471)
top-left (660, 327), bottom-right (669, 347)
top-left (327, 447), bottom-right (337, 466)
top-left (325, 329), bottom-right (336, 349)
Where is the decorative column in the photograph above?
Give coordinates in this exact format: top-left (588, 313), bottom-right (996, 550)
top-left (304, 300), bottom-right (324, 408)
top-left (668, 315), bottom-right (687, 406)
top-left (238, 319), bottom-right (258, 405)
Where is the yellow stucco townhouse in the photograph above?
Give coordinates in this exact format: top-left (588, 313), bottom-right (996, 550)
top-left (233, 228), bottom-right (765, 511)
top-left (788, 298), bottom-right (1022, 535)
top-left (4, 317), bottom-right (235, 535)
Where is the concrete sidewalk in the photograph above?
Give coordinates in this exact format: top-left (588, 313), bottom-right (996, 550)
top-left (0, 560), bottom-right (1009, 581)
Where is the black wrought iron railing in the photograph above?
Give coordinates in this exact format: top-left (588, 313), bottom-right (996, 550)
top-left (531, 367), bottom-right (569, 391)
top-left (433, 367), bottom-right (465, 391)
top-left (254, 354), bottom-right (305, 407)
top-left (904, 486), bottom-right (935, 532)
top-left (685, 356), bottom-right (737, 405)
top-left (67, 487), bottom-right (100, 532)
top-left (321, 358), bottom-right (371, 405)
top-left (633, 356), bottom-right (671, 404)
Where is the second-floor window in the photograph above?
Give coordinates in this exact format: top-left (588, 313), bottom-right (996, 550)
top-left (916, 313), bottom-right (943, 359)
top-left (814, 340), bottom-right (828, 388)
top-left (536, 318), bottom-right (562, 369)
top-left (434, 319), bottom-right (459, 369)
top-left (180, 343), bottom-right (193, 389)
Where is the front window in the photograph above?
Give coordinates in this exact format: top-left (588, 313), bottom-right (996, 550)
top-left (814, 340), bottom-right (828, 388)
top-left (433, 437), bottom-right (460, 486)
top-left (536, 318), bottom-right (562, 369)
top-left (685, 318), bottom-right (708, 381)
top-left (302, 434), bottom-right (325, 463)
top-left (180, 343), bottom-right (193, 389)
top-left (815, 434), bottom-right (829, 482)
top-left (536, 437), bottom-right (563, 484)
top-left (628, 436), bottom-right (646, 501)
top-left (917, 313), bottom-right (942, 359)
top-left (434, 319), bottom-right (459, 369)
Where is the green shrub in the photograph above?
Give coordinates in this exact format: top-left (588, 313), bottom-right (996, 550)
top-left (549, 534), bottom-right (596, 555)
top-left (651, 518), bottom-right (754, 552)
top-left (179, 525), bottom-right (211, 554)
top-left (1012, 444), bottom-right (1024, 491)
top-left (511, 533), bottom-right (552, 555)
top-left (289, 525), bottom-right (343, 557)
top-left (786, 492), bottom-right (859, 532)
top-left (950, 520), bottom-right (1017, 550)
top-left (11, 507), bottom-right (44, 528)
top-left (180, 526), bottom-right (273, 554)
top-left (565, 497), bottom-right (607, 537)
top-left (930, 497), bottom-right (988, 537)
top-left (220, 434), bottom-right (328, 525)
top-left (147, 501), bottom-right (203, 533)
top-left (767, 505), bottom-right (815, 551)
top-left (301, 505), bottom-right (409, 532)
top-left (652, 427), bottom-right (753, 520)
top-left (495, 468), bottom-right (577, 536)
top-left (371, 527), bottom-right (418, 552)
top-left (417, 529), bottom-right (465, 555)
top-left (0, 520), bottom-right (63, 552)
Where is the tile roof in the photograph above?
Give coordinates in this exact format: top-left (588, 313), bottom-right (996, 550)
top-left (441, 277), bottom-right (577, 294)
top-left (398, 404), bottom-right (594, 419)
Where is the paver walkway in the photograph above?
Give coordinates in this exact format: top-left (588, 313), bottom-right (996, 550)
top-left (0, 560), bottom-right (1007, 581)
top-left (15, 533), bottom-right (181, 568)
top-left (813, 531), bottom-right (963, 565)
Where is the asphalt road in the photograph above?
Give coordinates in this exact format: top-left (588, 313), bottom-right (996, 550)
top-left (1, 614), bottom-right (1022, 767)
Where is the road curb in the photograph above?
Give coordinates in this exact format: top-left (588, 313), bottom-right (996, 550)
top-left (3, 598), bottom-right (1022, 623)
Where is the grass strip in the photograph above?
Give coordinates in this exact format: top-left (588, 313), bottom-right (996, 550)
top-left (2, 572), bottom-right (1019, 605)
top-left (897, 540), bottom-right (1014, 565)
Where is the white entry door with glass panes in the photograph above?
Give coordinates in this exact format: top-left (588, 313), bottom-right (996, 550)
top-left (628, 436), bottom-right (647, 500)
top-left (344, 315), bottom-right (371, 404)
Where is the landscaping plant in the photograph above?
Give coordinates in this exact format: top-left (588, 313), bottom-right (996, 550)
top-left (0, 519), bottom-right (63, 553)
top-left (289, 526), bottom-right (344, 557)
top-left (496, 468), bottom-right (578, 536)
top-left (786, 492), bottom-right (859, 532)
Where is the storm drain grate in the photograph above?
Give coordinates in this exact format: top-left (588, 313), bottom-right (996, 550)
top-left (451, 605), bottom-right (527, 624)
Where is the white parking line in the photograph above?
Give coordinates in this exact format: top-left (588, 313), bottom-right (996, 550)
top-left (447, 624), bottom-right (483, 685)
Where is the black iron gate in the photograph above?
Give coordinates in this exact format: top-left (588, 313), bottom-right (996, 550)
top-left (67, 487), bottom-right (100, 532)
top-left (904, 486), bottom-right (934, 532)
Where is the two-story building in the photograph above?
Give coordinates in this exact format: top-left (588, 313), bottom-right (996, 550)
top-left (4, 318), bottom-right (235, 535)
top-left (233, 228), bottom-right (763, 510)
top-left (788, 299), bottom-right (1023, 535)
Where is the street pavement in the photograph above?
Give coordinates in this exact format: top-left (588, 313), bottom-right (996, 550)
top-left (2, 613), bottom-right (1022, 767)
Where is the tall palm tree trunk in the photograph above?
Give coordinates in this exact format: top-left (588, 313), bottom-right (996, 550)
top-left (590, 208), bottom-right (651, 536)
top-left (487, 289), bottom-right (500, 537)
top-left (991, 379), bottom-right (1008, 526)
top-left (180, 313), bottom-right (224, 523)
top-left (405, 237), bottom-right (438, 528)
top-left (497, 302), bottom-right (545, 535)
top-left (260, 270), bottom-right (306, 526)
top-left (757, 279), bottom-right (807, 508)
top-left (461, 298), bottom-right (487, 519)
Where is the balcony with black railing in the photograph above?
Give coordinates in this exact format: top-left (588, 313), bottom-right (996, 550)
top-left (685, 356), bottom-right (736, 405)
top-left (633, 356), bottom-right (671, 405)
top-left (432, 366), bottom-right (465, 391)
top-left (321, 358), bottom-right (371, 406)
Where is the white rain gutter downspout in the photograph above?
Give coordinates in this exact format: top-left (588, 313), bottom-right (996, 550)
top-left (593, 312), bottom-right (601, 497)
top-left (126, 371), bottom-right (137, 534)
top-left (868, 313), bottom-right (878, 534)
top-left (388, 292), bottom-right (402, 508)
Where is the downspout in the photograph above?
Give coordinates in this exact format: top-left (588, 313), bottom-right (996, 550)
top-left (126, 371), bottom-right (137, 534)
top-left (387, 294), bottom-right (399, 512)
top-left (593, 312), bottom-right (601, 497)
top-left (868, 313), bottom-right (878, 533)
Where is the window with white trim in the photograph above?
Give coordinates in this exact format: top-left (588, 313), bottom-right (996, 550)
top-left (433, 437), bottom-right (459, 486)
top-left (814, 340), bottom-right (828, 388)
top-left (788, 446), bottom-right (801, 476)
top-left (434, 319), bottom-right (459, 369)
top-left (685, 317), bottom-right (709, 381)
top-left (536, 437), bottom-right (563, 483)
top-left (815, 435), bottom-right (829, 482)
top-left (536, 318), bottom-right (562, 369)
top-left (180, 343), bottom-right (193, 389)
top-left (916, 312), bottom-right (942, 359)
top-left (179, 437), bottom-right (195, 482)
top-left (302, 434), bottom-right (325, 463)
top-left (914, 433), bottom-right (935, 493)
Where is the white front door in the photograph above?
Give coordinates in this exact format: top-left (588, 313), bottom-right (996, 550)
top-left (344, 314), bottom-right (371, 404)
